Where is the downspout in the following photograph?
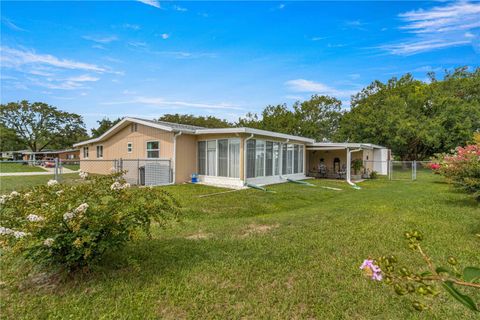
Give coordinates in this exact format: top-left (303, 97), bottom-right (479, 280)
top-left (346, 147), bottom-right (362, 188)
top-left (279, 138), bottom-right (289, 180)
top-left (172, 131), bottom-right (182, 184)
top-left (243, 134), bottom-right (254, 185)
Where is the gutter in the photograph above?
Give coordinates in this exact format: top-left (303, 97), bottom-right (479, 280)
top-left (346, 147), bottom-right (363, 188)
top-left (171, 131), bottom-right (182, 184)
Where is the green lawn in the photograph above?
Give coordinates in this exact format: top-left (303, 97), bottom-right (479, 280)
top-left (0, 173), bottom-right (81, 193)
top-left (61, 164), bottom-right (80, 171)
top-left (1, 175), bottom-right (479, 319)
top-left (0, 162), bottom-right (47, 173)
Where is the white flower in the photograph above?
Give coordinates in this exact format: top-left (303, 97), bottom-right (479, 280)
top-left (26, 214), bottom-right (45, 222)
top-left (63, 211), bottom-right (75, 221)
top-left (9, 191), bottom-right (19, 197)
top-left (47, 179), bottom-right (58, 186)
top-left (79, 171), bottom-right (88, 180)
top-left (43, 238), bottom-right (54, 247)
top-left (110, 181), bottom-right (130, 190)
top-left (0, 226), bottom-right (13, 235)
top-left (13, 231), bottom-right (28, 239)
top-left (74, 203), bottom-right (89, 214)
top-left (109, 167), bottom-right (117, 173)
top-left (24, 192), bottom-right (32, 198)
top-left (56, 190), bottom-right (64, 195)
top-left (0, 195), bottom-right (7, 204)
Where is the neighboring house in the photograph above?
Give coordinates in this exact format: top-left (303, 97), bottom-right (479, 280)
top-left (73, 117), bottom-right (390, 188)
top-left (0, 150), bottom-right (25, 160)
top-left (22, 149), bottom-right (80, 161)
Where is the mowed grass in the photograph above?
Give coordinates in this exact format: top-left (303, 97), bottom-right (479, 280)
top-left (0, 162), bottom-right (47, 173)
top-left (61, 164), bottom-right (80, 171)
top-left (1, 175), bottom-right (479, 319)
top-left (0, 173), bottom-right (81, 193)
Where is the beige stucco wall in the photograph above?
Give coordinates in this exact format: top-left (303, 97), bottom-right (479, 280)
top-left (175, 134), bottom-right (197, 183)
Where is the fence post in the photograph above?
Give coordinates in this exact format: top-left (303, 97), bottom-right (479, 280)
top-left (412, 160), bottom-right (417, 181)
top-left (54, 158), bottom-right (59, 181)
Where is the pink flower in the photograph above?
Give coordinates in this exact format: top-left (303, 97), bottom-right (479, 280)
top-left (360, 259), bottom-right (383, 281)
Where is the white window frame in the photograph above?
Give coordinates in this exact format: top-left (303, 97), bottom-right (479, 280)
top-left (197, 138), bottom-right (241, 179)
top-left (146, 140), bottom-right (160, 159)
top-left (83, 146), bottom-right (89, 159)
top-left (96, 145), bottom-right (104, 159)
top-left (127, 142), bottom-right (133, 153)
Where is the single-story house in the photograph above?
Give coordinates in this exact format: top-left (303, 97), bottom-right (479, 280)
top-left (73, 117), bottom-right (389, 188)
top-left (22, 149), bottom-right (80, 161)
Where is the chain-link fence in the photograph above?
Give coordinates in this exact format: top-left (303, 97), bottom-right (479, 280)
top-left (0, 158), bottom-right (172, 187)
top-left (361, 160), bottom-right (434, 181)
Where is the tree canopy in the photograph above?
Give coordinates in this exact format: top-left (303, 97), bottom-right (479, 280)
top-left (158, 114), bottom-right (233, 128)
top-left (0, 101), bottom-right (87, 152)
top-left (337, 67), bottom-right (480, 160)
top-left (91, 117), bottom-right (123, 138)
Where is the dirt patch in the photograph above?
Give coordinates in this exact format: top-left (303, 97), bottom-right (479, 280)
top-left (185, 231), bottom-right (213, 240)
top-left (240, 223), bottom-right (280, 238)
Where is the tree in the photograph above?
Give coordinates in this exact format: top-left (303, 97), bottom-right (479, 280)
top-left (293, 95), bottom-right (343, 141)
top-left (0, 124), bottom-right (26, 151)
top-left (337, 68), bottom-right (480, 160)
top-left (91, 117), bottom-right (123, 138)
top-left (0, 101), bottom-right (87, 152)
top-left (158, 114), bottom-right (232, 128)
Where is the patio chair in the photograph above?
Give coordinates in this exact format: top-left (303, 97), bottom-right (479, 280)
top-left (318, 164), bottom-right (327, 178)
top-left (337, 164), bottom-right (347, 179)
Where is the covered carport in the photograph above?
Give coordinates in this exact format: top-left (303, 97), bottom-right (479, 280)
top-left (306, 143), bottom-right (390, 185)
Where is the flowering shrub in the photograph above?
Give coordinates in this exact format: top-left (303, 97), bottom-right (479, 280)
top-left (361, 230), bottom-right (480, 312)
top-left (0, 172), bottom-right (179, 271)
top-left (432, 144), bottom-right (480, 200)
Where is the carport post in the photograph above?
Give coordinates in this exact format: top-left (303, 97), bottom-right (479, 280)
top-left (54, 158), bottom-right (59, 181)
top-left (346, 147), bottom-right (351, 182)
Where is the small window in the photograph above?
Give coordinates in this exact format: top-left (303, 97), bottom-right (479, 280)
top-left (146, 141), bottom-right (159, 158)
top-left (131, 123), bottom-right (138, 132)
top-left (127, 142), bottom-right (133, 153)
top-left (96, 145), bottom-right (103, 158)
top-left (83, 146), bottom-right (89, 158)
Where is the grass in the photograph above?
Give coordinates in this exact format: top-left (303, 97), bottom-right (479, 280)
top-left (0, 173), bottom-right (81, 193)
top-left (0, 162), bottom-right (47, 173)
top-left (61, 164), bottom-right (80, 171)
top-left (1, 174), bottom-right (479, 319)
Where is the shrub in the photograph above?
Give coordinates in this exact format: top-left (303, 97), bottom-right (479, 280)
top-left (351, 159), bottom-right (363, 175)
top-left (0, 172), bottom-right (180, 271)
top-left (433, 144), bottom-right (480, 200)
top-left (369, 171), bottom-right (378, 179)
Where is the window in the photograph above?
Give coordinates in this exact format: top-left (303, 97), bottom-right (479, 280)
top-left (265, 141), bottom-right (273, 176)
top-left (299, 145), bottom-right (304, 173)
top-left (207, 140), bottom-right (216, 176)
top-left (218, 139), bottom-right (228, 177)
top-left (83, 146), bottom-right (89, 158)
top-left (127, 142), bottom-right (133, 153)
top-left (273, 143), bottom-right (280, 175)
top-left (228, 139), bottom-right (240, 178)
top-left (255, 140), bottom-right (265, 177)
top-left (246, 139), bottom-right (256, 178)
top-left (146, 141), bottom-right (159, 158)
top-left (131, 123), bottom-right (138, 132)
top-left (96, 145), bottom-right (103, 159)
top-left (197, 141), bottom-right (206, 175)
top-left (287, 144), bottom-right (293, 174)
top-left (293, 145), bottom-right (299, 173)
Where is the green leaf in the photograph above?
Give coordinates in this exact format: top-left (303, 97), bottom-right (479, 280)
top-left (420, 271), bottom-right (433, 277)
top-left (463, 267), bottom-right (480, 283)
top-left (442, 281), bottom-right (479, 312)
top-left (436, 267), bottom-right (451, 275)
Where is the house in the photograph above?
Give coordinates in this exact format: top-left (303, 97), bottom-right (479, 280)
top-left (22, 149), bottom-right (80, 161)
top-left (73, 117), bottom-right (389, 188)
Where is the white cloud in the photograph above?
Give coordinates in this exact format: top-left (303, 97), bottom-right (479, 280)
top-left (160, 33), bottom-right (169, 40)
top-left (278, 4), bottom-right (285, 9)
top-left (124, 24), bottom-right (141, 30)
top-left (128, 41), bottom-right (147, 48)
top-left (82, 35), bottom-right (118, 44)
top-left (173, 5), bottom-right (187, 12)
top-left (285, 79), bottom-right (356, 98)
top-left (1, 17), bottom-right (26, 32)
top-left (137, 0), bottom-right (160, 8)
top-left (0, 46), bottom-right (106, 72)
top-left (311, 37), bottom-right (326, 41)
top-left (103, 97), bottom-right (242, 110)
top-left (28, 74), bottom-right (99, 90)
top-left (381, 1), bottom-right (480, 55)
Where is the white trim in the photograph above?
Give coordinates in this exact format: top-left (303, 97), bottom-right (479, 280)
top-left (127, 142), bottom-right (133, 153)
top-left (172, 132), bottom-right (182, 184)
top-left (146, 140), bottom-right (160, 159)
top-left (195, 127), bottom-right (314, 143)
top-left (83, 146), bottom-right (89, 159)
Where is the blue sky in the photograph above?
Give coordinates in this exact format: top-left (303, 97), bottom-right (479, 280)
top-left (1, 1), bottom-right (479, 130)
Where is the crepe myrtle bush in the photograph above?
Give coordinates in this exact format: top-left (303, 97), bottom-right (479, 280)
top-left (0, 171), bottom-right (180, 271)
top-left (360, 230), bottom-right (480, 312)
